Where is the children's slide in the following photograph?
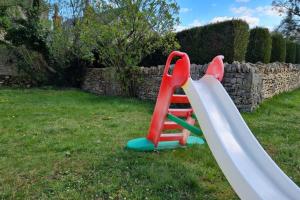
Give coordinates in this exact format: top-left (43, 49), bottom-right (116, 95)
top-left (183, 75), bottom-right (300, 200)
top-left (126, 51), bottom-right (300, 199)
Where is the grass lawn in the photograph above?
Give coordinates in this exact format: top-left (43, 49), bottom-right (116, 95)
top-left (0, 88), bottom-right (299, 199)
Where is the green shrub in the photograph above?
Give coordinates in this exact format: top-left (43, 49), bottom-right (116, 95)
top-left (296, 44), bottom-right (300, 64)
top-left (246, 27), bottom-right (272, 63)
top-left (286, 40), bottom-right (296, 63)
top-left (176, 20), bottom-right (249, 64)
top-left (270, 33), bottom-right (286, 62)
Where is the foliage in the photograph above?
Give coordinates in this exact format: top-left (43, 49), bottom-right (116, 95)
top-left (118, 66), bottom-right (142, 97)
top-left (138, 50), bottom-right (167, 67)
top-left (273, 0), bottom-right (300, 42)
top-left (271, 33), bottom-right (286, 62)
top-left (3, 0), bottom-right (50, 57)
top-left (0, 6), bottom-right (11, 30)
top-left (286, 40), bottom-right (297, 63)
top-left (0, 43), bottom-right (52, 86)
top-left (246, 27), bottom-right (272, 63)
top-left (43, 0), bottom-right (90, 87)
top-left (75, 0), bottom-right (179, 95)
top-left (0, 0), bottom-right (53, 85)
top-left (232, 20), bottom-right (251, 63)
top-left (296, 44), bottom-right (300, 64)
top-left (273, 0), bottom-right (300, 17)
top-left (139, 32), bottom-right (180, 67)
top-left (276, 12), bottom-right (300, 42)
top-left (47, 27), bottom-right (77, 86)
top-left (0, 88), bottom-right (300, 199)
top-left (1, 0), bottom-right (179, 88)
top-left (12, 45), bottom-right (51, 84)
top-left (177, 20), bottom-right (249, 64)
top-left (48, 0), bottom-right (179, 90)
top-left (77, 0), bottom-right (179, 70)
top-left (176, 27), bottom-right (199, 63)
top-left (48, 29), bottom-right (72, 68)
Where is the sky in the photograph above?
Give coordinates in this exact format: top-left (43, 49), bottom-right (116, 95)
top-left (49, 0), bottom-right (284, 32)
top-left (176, 0), bottom-right (284, 32)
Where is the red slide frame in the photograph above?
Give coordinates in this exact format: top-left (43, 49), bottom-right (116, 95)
top-left (146, 51), bottom-right (191, 147)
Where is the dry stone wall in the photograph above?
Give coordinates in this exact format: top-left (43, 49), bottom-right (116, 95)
top-left (256, 63), bottom-right (300, 99)
top-left (80, 67), bottom-right (123, 96)
top-left (0, 64), bottom-right (33, 87)
top-left (82, 62), bottom-right (300, 112)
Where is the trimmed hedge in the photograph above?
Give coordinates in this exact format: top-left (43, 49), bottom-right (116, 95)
top-left (270, 33), bottom-right (286, 62)
top-left (246, 27), bottom-right (272, 63)
top-left (140, 21), bottom-right (295, 66)
top-left (296, 44), bottom-right (300, 64)
top-left (286, 40), bottom-right (296, 63)
top-left (176, 20), bottom-right (249, 64)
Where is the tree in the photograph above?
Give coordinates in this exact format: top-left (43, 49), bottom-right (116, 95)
top-left (78, 0), bottom-right (180, 71)
top-left (0, 0), bottom-right (53, 85)
top-left (276, 11), bottom-right (300, 41)
top-left (1, 0), bottom-right (180, 88)
top-left (4, 0), bottom-right (50, 57)
top-left (273, 0), bottom-right (300, 41)
top-left (60, 0), bottom-right (180, 94)
top-left (273, 0), bottom-right (300, 16)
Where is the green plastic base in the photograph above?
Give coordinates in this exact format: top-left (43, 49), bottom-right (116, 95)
top-left (126, 136), bottom-right (205, 151)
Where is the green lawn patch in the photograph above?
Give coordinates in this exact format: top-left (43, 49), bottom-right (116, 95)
top-left (0, 88), bottom-right (299, 199)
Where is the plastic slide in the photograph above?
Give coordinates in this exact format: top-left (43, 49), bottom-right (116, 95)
top-left (183, 75), bottom-right (300, 200)
top-left (126, 51), bottom-right (300, 199)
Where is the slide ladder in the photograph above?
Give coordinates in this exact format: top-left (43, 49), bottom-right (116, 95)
top-left (126, 52), bottom-right (204, 151)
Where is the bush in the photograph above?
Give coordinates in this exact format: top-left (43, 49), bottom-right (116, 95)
top-left (286, 40), bottom-right (296, 63)
top-left (270, 33), bottom-right (286, 62)
top-left (0, 43), bottom-right (50, 85)
top-left (246, 27), bottom-right (272, 63)
top-left (177, 20), bottom-right (249, 64)
top-left (296, 44), bottom-right (300, 64)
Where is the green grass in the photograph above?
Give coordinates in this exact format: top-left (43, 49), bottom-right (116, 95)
top-left (0, 88), bottom-right (299, 199)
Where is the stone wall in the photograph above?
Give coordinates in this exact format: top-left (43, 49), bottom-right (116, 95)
top-left (256, 63), bottom-right (300, 99)
top-left (82, 62), bottom-right (300, 112)
top-left (0, 64), bottom-right (32, 87)
top-left (80, 67), bottom-right (123, 96)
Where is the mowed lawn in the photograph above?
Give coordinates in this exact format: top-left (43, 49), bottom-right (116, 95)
top-left (0, 88), bottom-right (299, 200)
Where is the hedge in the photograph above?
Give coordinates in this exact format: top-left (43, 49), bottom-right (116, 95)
top-left (296, 44), bottom-right (300, 64)
top-left (270, 33), bottom-right (286, 62)
top-left (286, 40), bottom-right (296, 63)
top-left (176, 19), bottom-right (249, 64)
top-left (139, 50), bottom-right (167, 67)
top-left (246, 27), bottom-right (272, 63)
top-left (140, 21), bottom-right (296, 66)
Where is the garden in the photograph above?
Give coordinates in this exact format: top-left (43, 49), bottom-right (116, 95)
top-left (0, 88), bottom-right (299, 199)
top-left (0, 0), bottom-right (300, 199)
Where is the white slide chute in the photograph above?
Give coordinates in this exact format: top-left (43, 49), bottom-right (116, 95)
top-left (183, 75), bottom-right (300, 200)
